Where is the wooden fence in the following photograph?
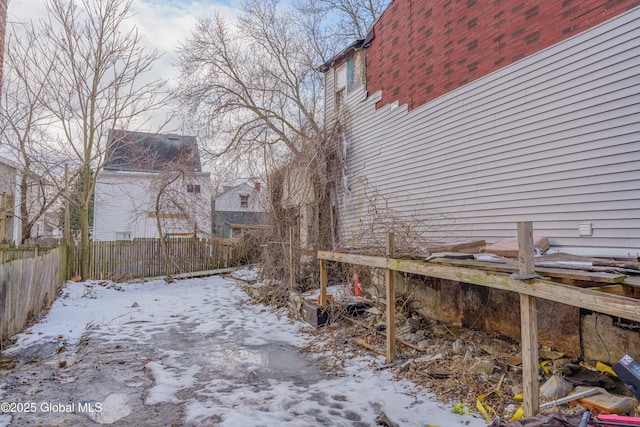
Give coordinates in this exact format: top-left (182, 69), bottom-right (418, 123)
top-left (0, 246), bottom-right (68, 347)
top-left (0, 245), bottom-right (56, 264)
top-left (0, 238), bottom-right (247, 345)
top-left (75, 238), bottom-right (248, 280)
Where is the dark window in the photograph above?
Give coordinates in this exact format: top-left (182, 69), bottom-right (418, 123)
top-left (347, 57), bottom-right (355, 90)
top-left (187, 184), bottom-right (201, 193)
top-left (240, 195), bottom-right (249, 208)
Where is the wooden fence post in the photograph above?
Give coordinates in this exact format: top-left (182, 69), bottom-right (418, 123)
top-left (289, 226), bottom-right (295, 289)
top-left (319, 258), bottom-right (328, 306)
top-left (517, 221), bottom-right (540, 417)
top-left (385, 232), bottom-right (396, 363)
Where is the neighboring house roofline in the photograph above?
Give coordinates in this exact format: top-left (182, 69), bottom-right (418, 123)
top-left (317, 38), bottom-right (365, 72)
top-left (99, 169), bottom-right (211, 178)
top-left (0, 155), bottom-right (19, 170)
top-left (213, 181), bottom-right (260, 199)
top-left (317, 18), bottom-right (378, 72)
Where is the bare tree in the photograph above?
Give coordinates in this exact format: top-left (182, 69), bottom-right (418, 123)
top-left (175, 0), bottom-right (325, 163)
top-left (14, 0), bottom-right (168, 277)
top-left (148, 169), bottom-right (210, 282)
top-left (139, 147), bottom-right (210, 282)
top-left (0, 0), bottom-right (6, 91)
top-left (0, 26), bottom-right (72, 244)
top-left (176, 0), bottom-right (386, 284)
top-left (175, 0), bottom-right (385, 190)
top-left (294, 0), bottom-right (385, 44)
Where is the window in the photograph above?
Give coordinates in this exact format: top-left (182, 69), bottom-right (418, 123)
top-left (115, 232), bottom-right (132, 240)
top-left (240, 194), bottom-right (249, 208)
top-left (346, 57), bottom-right (355, 90)
top-left (187, 184), bottom-right (201, 193)
top-left (335, 58), bottom-right (355, 92)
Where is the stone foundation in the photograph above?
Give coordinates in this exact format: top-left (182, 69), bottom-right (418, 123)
top-left (368, 270), bottom-right (639, 363)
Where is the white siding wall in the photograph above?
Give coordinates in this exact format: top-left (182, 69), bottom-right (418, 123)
top-left (93, 171), bottom-right (212, 241)
top-left (337, 7), bottom-right (640, 257)
top-left (214, 183), bottom-right (266, 212)
top-left (324, 69), bottom-right (336, 122)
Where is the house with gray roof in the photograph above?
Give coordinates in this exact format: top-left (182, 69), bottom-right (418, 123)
top-left (212, 182), bottom-right (269, 239)
top-left (93, 130), bottom-right (212, 241)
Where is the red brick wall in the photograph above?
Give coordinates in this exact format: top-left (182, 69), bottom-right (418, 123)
top-left (367, 0), bottom-right (640, 110)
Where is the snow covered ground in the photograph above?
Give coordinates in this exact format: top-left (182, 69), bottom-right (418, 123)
top-left (0, 271), bottom-right (488, 426)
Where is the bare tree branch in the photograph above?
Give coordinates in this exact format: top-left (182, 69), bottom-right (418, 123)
top-left (175, 0), bottom-right (327, 162)
top-left (6, 0), bottom-right (170, 276)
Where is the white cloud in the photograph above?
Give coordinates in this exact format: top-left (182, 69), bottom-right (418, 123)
top-left (6, 0), bottom-right (237, 133)
top-left (129, 0), bottom-right (238, 86)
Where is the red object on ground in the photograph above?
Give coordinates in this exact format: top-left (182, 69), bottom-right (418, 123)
top-left (353, 271), bottom-right (363, 297)
top-left (596, 414), bottom-right (640, 426)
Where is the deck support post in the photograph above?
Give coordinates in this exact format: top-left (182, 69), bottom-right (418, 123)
top-left (518, 222), bottom-right (540, 417)
top-left (320, 258), bottom-right (328, 306)
top-left (385, 232), bottom-right (396, 363)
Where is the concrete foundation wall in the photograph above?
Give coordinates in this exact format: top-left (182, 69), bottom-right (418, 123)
top-left (581, 313), bottom-right (640, 364)
top-left (370, 271), bottom-right (639, 363)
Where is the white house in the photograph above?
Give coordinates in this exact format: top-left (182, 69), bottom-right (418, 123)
top-left (93, 130), bottom-right (212, 241)
top-left (0, 156), bottom-right (21, 244)
top-left (212, 182), bottom-right (269, 238)
top-left (0, 155), bottom-right (54, 244)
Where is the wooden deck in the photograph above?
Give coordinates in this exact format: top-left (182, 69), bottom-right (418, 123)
top-left (317, 223), bottom-right (640, 417)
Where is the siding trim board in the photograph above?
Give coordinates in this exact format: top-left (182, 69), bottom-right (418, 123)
top-left (336, 6), bottom-right (640, 257)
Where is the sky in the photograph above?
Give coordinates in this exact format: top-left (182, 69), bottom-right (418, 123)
top-left (5, 0), bottom-right (238, 134)
top-left (0, 271), bottom-right (489, 426)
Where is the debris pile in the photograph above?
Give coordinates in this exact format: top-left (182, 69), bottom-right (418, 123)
top-left (302, 305), bottom-right (640, 424)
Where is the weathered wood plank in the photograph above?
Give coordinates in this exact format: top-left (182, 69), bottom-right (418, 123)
top-left (518, 222), bottom-right (540, 417)
top-left (518, 222), bottom-right (536, 277)
top-left (319, 259), bottom-right (328, 307)
top-left (0, 247), bottom-right (65, 343)
top-left (76, 239), bottom-right (245, 280)
top-left (520, 293), bottom-right (540, 417)
top-left (317, 251), bottom-right (387, 268)
top-left (389, 258), bottom-right (640, 322)
top-left (385, 233), bottom-right (396, 364)
top-left (429, 258), bottom-right (627, 284)
top-left (318, 251), bottom-right (640, 322)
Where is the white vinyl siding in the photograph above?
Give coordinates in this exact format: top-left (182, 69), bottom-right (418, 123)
top-left (336, 6), bottom-right (640, 257)
top-left (213, 183), bottom-right (266, 212)
top-left (93, 170), bottom-right (212, 241)
top-left (325, 69), bottom-right (336, 119)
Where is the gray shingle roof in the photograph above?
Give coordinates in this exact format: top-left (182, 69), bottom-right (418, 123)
top-left (105, 130), bottom-right (202, 172)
